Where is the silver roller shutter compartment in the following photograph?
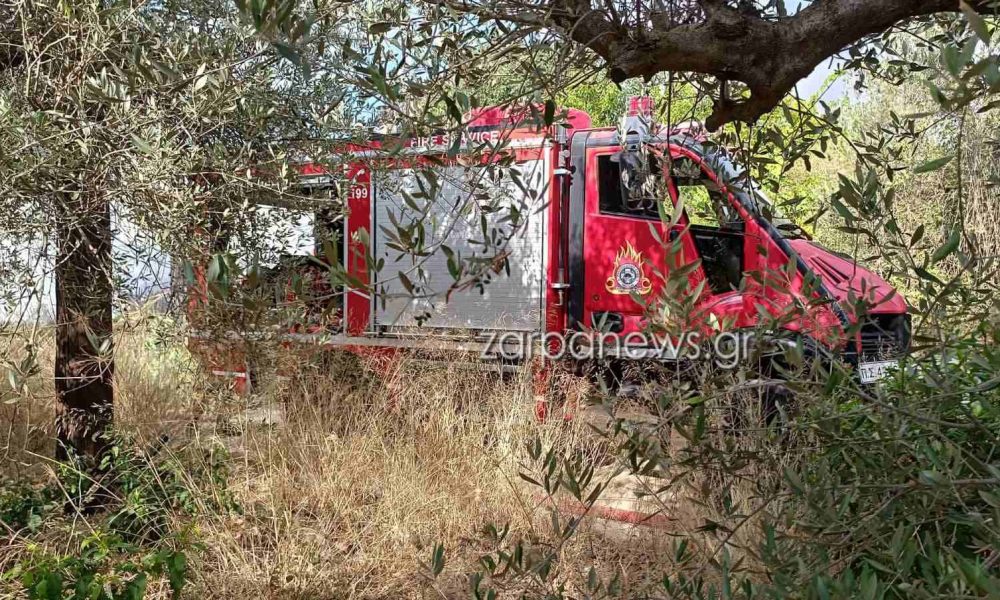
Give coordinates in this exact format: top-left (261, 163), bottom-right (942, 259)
top-left (373, 159), bottom-right (548, 333)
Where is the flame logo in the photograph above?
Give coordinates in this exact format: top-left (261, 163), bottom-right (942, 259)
top-left (605, 241), bottom-right (652, 295)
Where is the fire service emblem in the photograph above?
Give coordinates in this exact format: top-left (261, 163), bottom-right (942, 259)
top-left (605, 241), bottom-right (652, 295)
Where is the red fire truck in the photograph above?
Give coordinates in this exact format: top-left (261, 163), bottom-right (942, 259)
top-left (191, 97), bottom-right (910, 407)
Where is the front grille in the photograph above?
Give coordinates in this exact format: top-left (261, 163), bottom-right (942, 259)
top-left (855, 313), bottom-right (910, 360)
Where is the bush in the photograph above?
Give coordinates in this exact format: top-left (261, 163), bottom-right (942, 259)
top-left (3, 530), bottom-right (188, 600)
top-left (0, 481), bottom-right (57, 533)
top-left (1, 434), bottom-right (235, 600)
top-left (424, 320), bottom-right (1000, 599)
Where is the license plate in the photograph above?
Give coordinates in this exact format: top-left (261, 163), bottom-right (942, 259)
top-left (858, 360), bottom-right (897, 384)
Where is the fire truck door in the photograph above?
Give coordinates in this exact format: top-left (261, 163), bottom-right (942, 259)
top-left (580, 146), bottom-right (699, 334)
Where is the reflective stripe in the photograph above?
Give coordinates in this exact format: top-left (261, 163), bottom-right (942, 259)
top-left (210, 370), bottom-right (247, 378)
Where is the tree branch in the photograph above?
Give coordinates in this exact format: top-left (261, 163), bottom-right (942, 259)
top-left (434, 0), bottom-right (999, 129)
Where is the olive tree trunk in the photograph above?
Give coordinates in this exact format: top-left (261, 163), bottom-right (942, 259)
top-left (54, 191), bottom-right (114, 461)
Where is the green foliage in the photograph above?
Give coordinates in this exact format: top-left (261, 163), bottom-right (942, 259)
top-left (5, 3), bottom-right (1000, 600)
top-left (3, 530), bottom-right (189, 600)
top-left (779, 400), bottom-right (1000, 597)
top-left (96, 442), bottom-right (239, 543)
top-left (556, 77), bottom-right (710, 128)
top-left (2, 435), bottom-right (234, 599)
top-left (450, 334), bottom-right (1000, 598)
top-left (0, 481), bottom-right (58, 533)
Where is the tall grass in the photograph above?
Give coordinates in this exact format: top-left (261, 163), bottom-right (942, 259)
top-left (11, 312), bottom-right (991, 599)
top-left (1, 318), bottom-right (694, 598)
top-left (2, 313), bottom-right (196, 480)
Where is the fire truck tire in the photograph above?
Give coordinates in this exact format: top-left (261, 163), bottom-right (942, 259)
top-left (721, 377), bottom-right (795, 435)
top-left (535, 360), bottom-right (589, 421)
top-left (724, 330), bottom-right (814, 432)
top-left (737, 327), bottom-right (841, 432)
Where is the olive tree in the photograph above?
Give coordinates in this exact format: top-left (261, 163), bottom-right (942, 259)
top-left (0, 0), bottom-right (351, 462)
top-left (422, 0), bottom-right (999, 128)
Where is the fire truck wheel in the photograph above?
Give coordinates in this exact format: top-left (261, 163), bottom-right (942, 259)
top-left (760, 379), bottom-right (794, 428)
top-left (723, 377), bottom-right (795, 434)
top-left (726, 330), bottom-right (831, 432)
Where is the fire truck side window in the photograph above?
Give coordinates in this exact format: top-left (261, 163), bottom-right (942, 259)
top-left (681, 185), bottom-right (719, 227)
top-left (256, 185), bottom-right (344, 331)
top-left (670, 159), bottom-right (741, 231)
top-left (314, 205), bottom-right (343, 262)
top-left (309, 186), bottom-right (343, 261)
top-left (671, 159), bottom-right (745, 294)
top-left (597, 153), bottom-right (661, 219)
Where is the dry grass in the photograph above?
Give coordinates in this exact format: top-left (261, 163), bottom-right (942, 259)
top-left (1, 315), bottom-right (197, 480)
top-left (188, 357), bottom-right (536, 598)
top-left (3, 316), bottom-right (715, 599)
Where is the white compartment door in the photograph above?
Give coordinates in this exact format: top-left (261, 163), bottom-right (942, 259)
top-left (372, 159), bottom-right (548, 332)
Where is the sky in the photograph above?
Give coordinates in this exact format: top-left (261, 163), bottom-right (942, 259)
top-left (799, 59), bottom-right (847, 100)
top-left (787, 0), bottom-right (847, 101)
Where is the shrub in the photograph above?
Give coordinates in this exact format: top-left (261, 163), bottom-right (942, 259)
top-left (3, 530), bottom-right (189, 600)
top-left (0, 481), bottom-right (57, 533)
top-left (424, 321), bottom-right (1000, 599)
